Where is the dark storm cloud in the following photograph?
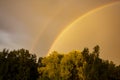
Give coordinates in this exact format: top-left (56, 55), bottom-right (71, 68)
top-left (0, 12), bottom-right (32, 50)
top-left (0, 21), bottom-right (12, 33)
top-left (0, 0), bottom-right (118, 58)
top-left (0, 30), bottom-right (12, 49)
top-left (0, 12), bottom-right (16, 33)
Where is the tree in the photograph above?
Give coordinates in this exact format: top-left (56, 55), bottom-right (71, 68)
top-left (37, 45), bottom-right (120, 80)
top-left (0, 45), bottom-right (119, 80)
top-left (38, 51), bottom-right (63, 80)
top-left (0, 49), bottom-right (39, 80)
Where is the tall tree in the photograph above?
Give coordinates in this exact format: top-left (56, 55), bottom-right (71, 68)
top-left (0, 49), bottom-right (39, 80)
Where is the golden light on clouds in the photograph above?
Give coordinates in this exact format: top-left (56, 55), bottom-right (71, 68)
top-left (49, 1), bottom-right (120, 64)
top-left (31, 0), bottom-right (118, 56)
top-left (0, 0), bottom-right (120, 63)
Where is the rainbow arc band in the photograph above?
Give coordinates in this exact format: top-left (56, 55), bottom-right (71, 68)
top-left (47, 1), bottom-right (120, 56)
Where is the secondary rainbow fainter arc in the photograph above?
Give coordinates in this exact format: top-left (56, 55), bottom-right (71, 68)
top-left (30, 0), bottom-right (120, 56)
top-left (47, 1), bottom-right (120, 56)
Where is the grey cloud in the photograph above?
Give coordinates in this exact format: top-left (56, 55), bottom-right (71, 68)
top-left (0, 0), bottom-right (117, 57)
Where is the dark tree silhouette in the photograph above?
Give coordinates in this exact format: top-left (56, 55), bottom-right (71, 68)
top-left (0, 46), bottom-right (120, 80)
top-left (0, 49), bottom-right (39, 80)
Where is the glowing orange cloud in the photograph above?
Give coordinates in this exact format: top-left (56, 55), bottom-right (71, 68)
top-left (48, 1), bottom-right (120, 55)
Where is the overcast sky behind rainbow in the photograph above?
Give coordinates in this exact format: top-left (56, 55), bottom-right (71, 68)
top-left (0, 0), bottom-right (120, 64)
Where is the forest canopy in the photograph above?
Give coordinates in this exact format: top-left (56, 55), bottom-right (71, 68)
top-left (0, 45), bottom-right (120, 80)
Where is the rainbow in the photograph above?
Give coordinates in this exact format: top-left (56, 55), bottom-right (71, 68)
top-left (48, 1), bottom-right (120, 55)
top-left (30, 1), bottom-right (120, 56)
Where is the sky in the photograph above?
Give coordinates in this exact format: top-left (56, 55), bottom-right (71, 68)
top-left (49, 1), bottom-right (120, 64)
top-left (0, 0), bottom-right (120, 64)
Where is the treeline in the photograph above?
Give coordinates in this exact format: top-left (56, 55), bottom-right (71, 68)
top-left (0, 46), bottom-right (120, 80)
top-left (0, 49), bottom-right (38, 80)
top-left (38, 45), bottom-right (120, 80)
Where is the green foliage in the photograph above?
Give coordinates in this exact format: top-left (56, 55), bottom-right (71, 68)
top-left (0, 45), bottom-right (120, 80)
top-left (38, 45), bottom-right (120, 80)
top-left (0, 49), bottom-right (39, 80)
top-left (38, 51), bottom-right (63, 80)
